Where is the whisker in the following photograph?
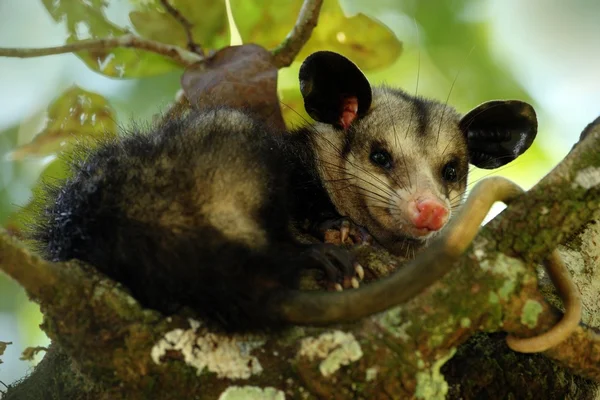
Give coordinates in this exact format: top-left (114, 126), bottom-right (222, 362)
top-left (317, 156), bottom-right (400, 200)
top-left (436, 45), bottom-right (475, 145)
top-left (382, 90), bottom-right (413, 189)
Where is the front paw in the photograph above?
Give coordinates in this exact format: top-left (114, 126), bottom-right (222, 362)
top-left (304, 243), bottom-right (364, 291)
top-left (316, 218), bottom-right (373, 246)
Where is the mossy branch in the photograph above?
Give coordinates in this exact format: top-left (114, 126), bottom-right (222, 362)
top-left (0, 231), bottom-right (60, 301)
top-left (1, 116), bottom-right (599, 399)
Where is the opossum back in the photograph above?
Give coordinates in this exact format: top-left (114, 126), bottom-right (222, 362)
top-left (30, 108), bottom-right (298, 321)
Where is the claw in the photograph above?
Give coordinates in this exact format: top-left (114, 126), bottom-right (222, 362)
top-left (361, 230), bottom-right (373, 245)
top-left (315, 218), bottom-right (372, 246)
top-left (355, 263), bottom-right (364, 280)
top-left (340, 220), bottom-right (351, 243)
top-left (303, 243), bottom-right (358, 291)
top-left (351, 277), bottom-right (360, 289)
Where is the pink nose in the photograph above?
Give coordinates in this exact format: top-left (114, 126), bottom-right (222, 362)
top-left (412, 199), bottom-right (449, 231)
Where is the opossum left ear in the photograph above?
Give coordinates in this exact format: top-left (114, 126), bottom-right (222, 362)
top-left (299, 51), bottom-right (372, 130)
top-left (460, 100), bottom-right (538, 169)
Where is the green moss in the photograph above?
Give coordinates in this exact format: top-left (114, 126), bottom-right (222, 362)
top-left (377, 307), bottom-right (412, 341)
top-left (498, 280), bottom-right (516, 300)
top-left (217, 386), bottom-right (285, 400)
top-left (427, 316), bottom-right (457, 348)
top-left (521, 300), bottom-right (543, 328)
top-left (480, 253), bottom-right (527, 280)
top-left (414, 348), bottom-right (456, 400)
top-left (365, 367), bottom-right (378, 382)
top-left (488, 292), bottom-right (499, 304)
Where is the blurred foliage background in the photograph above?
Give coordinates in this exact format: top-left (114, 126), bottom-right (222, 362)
top-left (1, 0), bottom-right (599, 387)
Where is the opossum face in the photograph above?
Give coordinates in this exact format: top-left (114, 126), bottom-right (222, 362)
top-left (340, 88), bottom-right (469, 243)
top-left (299, 51), bottom-right (537, 255)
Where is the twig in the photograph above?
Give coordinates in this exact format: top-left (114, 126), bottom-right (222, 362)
top-left (159, 0), bottom-right (203, 55)
top-left (0, 229), bottom-right (60, 301)
top-left (271, 0), bottom-right (323, 68)
top-left (0, 34), bottom-right (203, 66)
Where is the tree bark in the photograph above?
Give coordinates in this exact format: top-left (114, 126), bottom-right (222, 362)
top-left (2, 121), bottom-right (599, 399)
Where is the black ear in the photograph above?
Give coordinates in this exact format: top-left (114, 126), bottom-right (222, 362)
top-left (459, 100), bottom-right (537, 169)
top-left (299, 51), bottom-right (372, 130)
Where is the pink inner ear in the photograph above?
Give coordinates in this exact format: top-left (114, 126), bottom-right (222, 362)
top-left (340, 96), bottom-right (358, 130)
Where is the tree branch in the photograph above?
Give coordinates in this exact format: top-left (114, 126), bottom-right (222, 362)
top-left (0, 0), bottom-right (325, 72)
top-left (484, 115), bottom-right (600, 264)
top-left (1, 117), bottom-right (598, 396)
top-left (271, 0), bottom-right (323, 68)
top-left (159, 0), bottom-right (203, 55)
top-left (0, 231), bottom-right (60, 302)
top-left (0, 34), bottom-right (203, 66)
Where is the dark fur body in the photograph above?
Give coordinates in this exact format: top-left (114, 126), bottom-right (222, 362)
top-left (32, 108), bottom-right (345, 331)
top-left (31, 51), bottom-right (537, 332)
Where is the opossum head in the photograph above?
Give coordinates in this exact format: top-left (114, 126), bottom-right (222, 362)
top-left (299, 51), bottom-right (537, 256)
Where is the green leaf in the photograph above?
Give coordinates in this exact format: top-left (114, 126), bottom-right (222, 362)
top-left (41, 0), bottom-right (180, 77)
top-left (9, 86), bottom-right (117, 160)
top-left (230, 0), bottom-right (403, 71)
top-left (129, 0), bottom-right (229, 52)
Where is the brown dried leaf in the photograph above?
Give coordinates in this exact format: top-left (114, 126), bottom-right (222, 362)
top-left (181, 44), bottom-right (285, 130)
top-left (20, 346), bottom-right (49, 362)
top-left (0, 341), bottom-right (11, 364)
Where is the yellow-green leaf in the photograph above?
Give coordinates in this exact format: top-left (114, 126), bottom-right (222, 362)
top-left (9, 86), bottom-right (116, 161)
top-left (129, 0), bottom-right (229, 52)
top-left (41, 0), bottom-right (180, 77)
top-left (230, 0), bottom-right (403, 71)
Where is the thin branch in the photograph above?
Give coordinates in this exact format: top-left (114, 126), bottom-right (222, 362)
top-left (0, 34), bottom-right (203, 66)
top-left (159, 0), bottom-right (203, 55)
top-left (271, 0), bottom-right (323, 68)
top-left (0, 230), bottom-right (61, 301)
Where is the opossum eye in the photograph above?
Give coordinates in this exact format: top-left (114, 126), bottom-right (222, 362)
top-left (442, 162), bottom-right (458, 182)
top-left (370, 150), bottom-right (393, 170)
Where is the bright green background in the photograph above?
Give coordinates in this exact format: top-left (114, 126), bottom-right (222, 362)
top-left (1, 0), bottom-right (599, 386)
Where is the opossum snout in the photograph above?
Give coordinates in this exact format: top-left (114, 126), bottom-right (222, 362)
top-left (408, 198), bottom-right (449, 232)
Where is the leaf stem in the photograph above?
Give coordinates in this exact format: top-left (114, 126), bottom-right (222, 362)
top-left (0, 34), bottom-right (203, 66)
top-left (159, 0), bottom-right (204, 55)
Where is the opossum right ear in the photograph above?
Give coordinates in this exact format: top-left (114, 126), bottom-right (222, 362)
top-left (460, 100), bottom-right (538, 169)
top-left (299, 51), bottom-right (372, 130)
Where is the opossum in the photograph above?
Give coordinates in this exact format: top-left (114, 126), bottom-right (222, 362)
top-left (295, 51), bottom-right (537, 257)
top-left (30, 51), bottom-right (537, 332)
